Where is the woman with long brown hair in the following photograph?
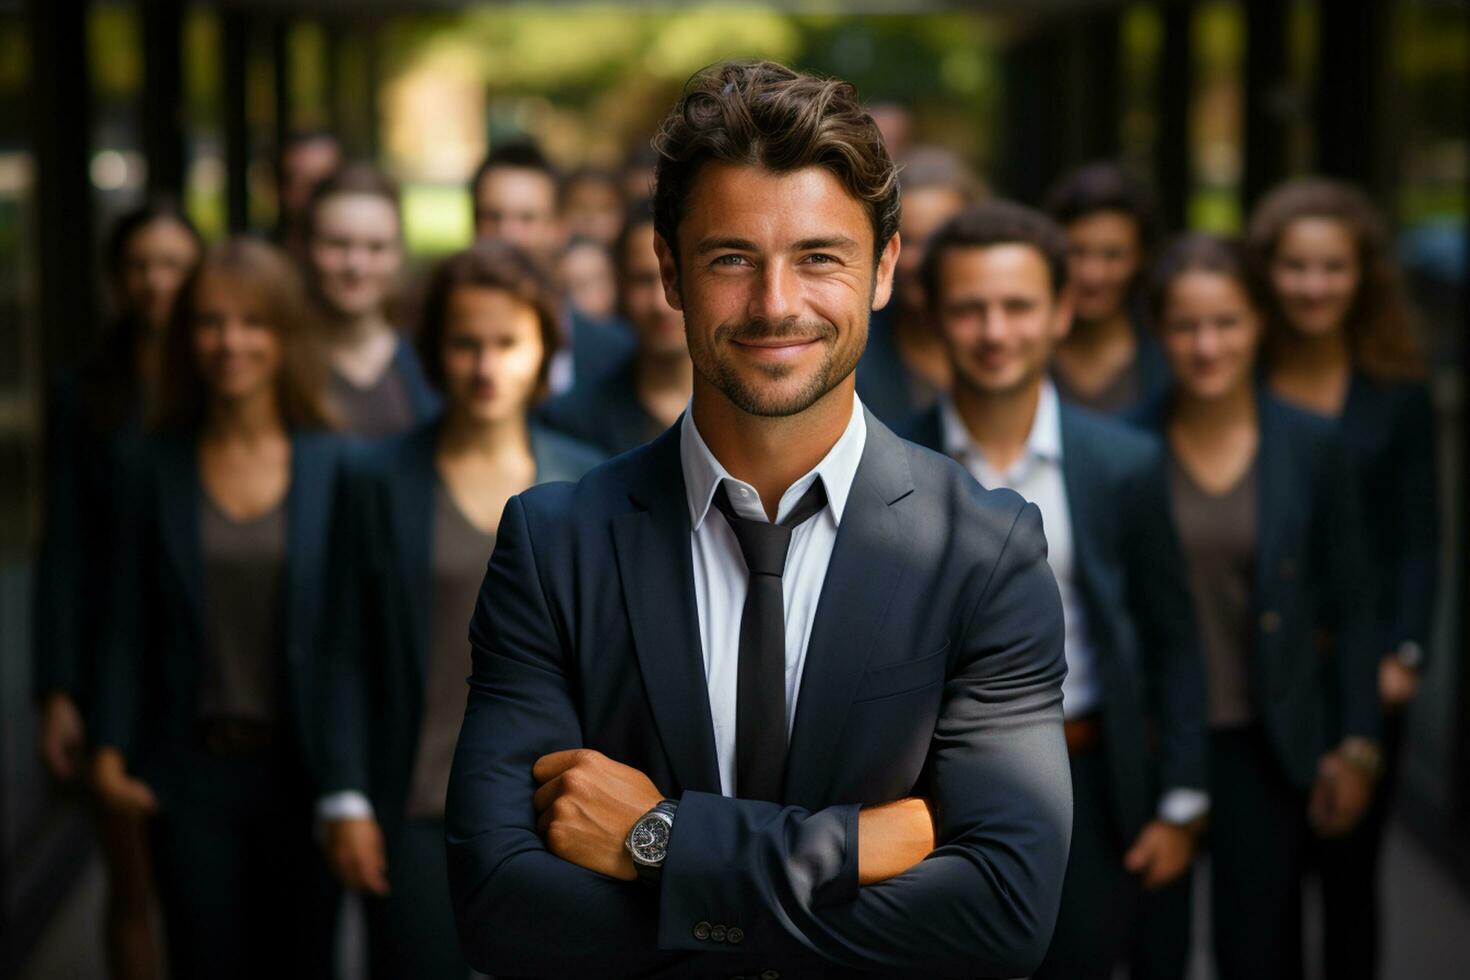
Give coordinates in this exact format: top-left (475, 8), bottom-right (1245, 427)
top-left (315, 239), bottom-right (602, 979)
top-left (304, 163), bottom-right (440, 436)
top-left (35, 198), bottom-right (200, 980)
top-left (1249, 177), bottom-right (1439, 980)
top-left (90, 237), bottom-right (344, 979)
top-left (1136, 234), bottom-right (1379, 980)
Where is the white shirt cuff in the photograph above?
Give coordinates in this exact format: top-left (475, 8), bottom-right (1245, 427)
top-left (1157, 788), bottom-right (1210, 825)
top-left (316, 790), bottom-right (376, 823)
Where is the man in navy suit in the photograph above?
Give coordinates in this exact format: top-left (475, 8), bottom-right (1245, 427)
top-left (446, 61), bottom-right (1073, 978)
top-left (903, 200), bottom-right (1209, 978)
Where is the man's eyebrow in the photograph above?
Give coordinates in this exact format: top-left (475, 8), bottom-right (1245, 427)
top-left (692, 235), bottom-right (862, 254)
top-left (793, 235), bottom-right (860, 253)
top-left (693, 237), bottom-right (759, 254)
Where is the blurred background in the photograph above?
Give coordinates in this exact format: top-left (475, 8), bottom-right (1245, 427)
top-left (0, 0), bottom-right (1465, 976)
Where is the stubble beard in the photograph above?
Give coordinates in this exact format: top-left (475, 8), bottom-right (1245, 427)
top-left (696, 316), bottom-right (862, 418)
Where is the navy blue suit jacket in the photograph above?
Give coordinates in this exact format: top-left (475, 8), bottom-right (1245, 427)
top-left (1337, 374), bottom-right (1440, 661)
top-left (444, 409), bottom-right (1073, 978)
top-left (904, 400), bottom-right (1208, 840)
top-left (317, 420), bottom-right (604, 828)
top-left (1135, 390), bottom-right (1380, 787)
top-left (536, 353), bottom-right (662, 457)
top-left (570, 310), bottom-right (637, 389)
top-left (91, 431), bottom-right (348, 803)
top-left (391, 336), bottom-right (444, 423)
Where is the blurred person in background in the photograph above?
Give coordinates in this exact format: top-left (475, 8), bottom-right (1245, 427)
top-left (89, 238), bottom-right (345, 979)
top-left (1044, 162), bottom-right (1170, 414)
top-left (539, 199), bottom-right (691, 455)
top-left (34, 198), bottom-right (201, 980)
top-left (560, 164), bottom-right (626, 247)
top-left (305, 163), bottom-right (440, 438)
top-left (316, 240), bottom-right (602, 980)
top-left (620, 140), bottom-right (662, 201)
top-left (904, 201), bottom-right (1208, 980)
top-left (557, 235), bottom-right (620, 327)
top-left (856, 145), bottom-right (984, 424)
top-left (867, 100), bottom-right (914, 163)
top-left (1134, 234), bottom-right (1381, 980)
top-left (472, 139), bottom-right (633, 395)
top-left (276, 129), bottom-right (343, 265)
top-left (1250, 177), bottom-right (1439, 980)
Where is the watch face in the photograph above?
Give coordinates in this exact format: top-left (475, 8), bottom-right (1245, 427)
top-left (630, 815), bottom-right (671, 864)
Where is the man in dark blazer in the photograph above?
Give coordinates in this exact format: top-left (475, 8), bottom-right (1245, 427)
top-left (902, 201), bottom-right (1209, 978)
top-left (445, 61), bottom-right (1073, 979)
top-left (538, 200), bottom-right (693, 455)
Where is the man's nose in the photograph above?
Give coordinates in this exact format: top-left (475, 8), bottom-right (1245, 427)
top-left (749, 261), bottom-right (801, 324)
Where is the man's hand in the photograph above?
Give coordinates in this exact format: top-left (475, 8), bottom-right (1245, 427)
top-left (325, 818), bottom-right (389, 895)
top-left (91, 747), bottom-right (159, 817)
top-left (1123, 819), bottom-right (1198, 890)
top-left (1379, 655), bottom-right (1421, 709)
top-left (1309, 750), bottom-right (1374, 837)
top-left (532, 749), bottom-right (662, 880)
top-left (857, 798), bottom-right (935, 885)
top-left (38, 691), bottom-right (85, 781)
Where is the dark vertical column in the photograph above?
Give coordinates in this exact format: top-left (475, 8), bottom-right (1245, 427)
top-left (222, 10), bottom-right (250, 233)
top-left (1155, 1), bottom-right (1193, 231)
top-left (27, 0), bottom-right (95, 368)
top-left (1244, 0), bottom-right (1290, 209)
top-left (1002, 25), bottom-right (1067, 205)
top-left (1071, 11), bottom-right (1122, 164)
top-left (141, 0), bottom-right (185, 198)
top-left (273, 16), bottom-right (292, 152)
top-left (1314, 0), bottom-right (1392, 196)
top-left (323, 20), bottom-right (343, 140)
top-left (364, 28), bottom-right (381, 157)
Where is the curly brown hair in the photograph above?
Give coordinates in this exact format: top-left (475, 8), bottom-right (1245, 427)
top-left (1247, 177), bottom-right (1424, 382)
top-left (152, 237), bottom-right (335, 433)
top-left (415, 239), bottom-right (564, 405)
top-left (651, 60), bottom-right (900, 269)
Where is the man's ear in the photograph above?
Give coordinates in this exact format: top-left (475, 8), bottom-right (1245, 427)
top-left (654, 233), bottom-right (683, 312)
top-left (871, 232), bottom-right (902, 312)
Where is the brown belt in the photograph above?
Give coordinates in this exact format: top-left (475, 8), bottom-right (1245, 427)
top-left (199, 717), bottom-right (280, 756)
top-left (1064, 713), bottom-right (1103, 754)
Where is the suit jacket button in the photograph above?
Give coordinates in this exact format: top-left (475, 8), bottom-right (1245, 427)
top-left (1260, 610), bottom-right (1282, 633)
top-left (710, 924), bottom-right (728, 942)
top-left (727, 927), bottom-right (745, 944)
top-left (693, 921), bottom-right (711, 941)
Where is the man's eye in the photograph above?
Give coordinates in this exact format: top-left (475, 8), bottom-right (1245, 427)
top-left (803, 254), bottom-right (837, 265)
top-left (712, 254), bottom-right (748, 267)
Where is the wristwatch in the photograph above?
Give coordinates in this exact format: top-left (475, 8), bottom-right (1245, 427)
top-left (625, 799), bottom-right (678, 885)
top-left (1337, 737), bottom-right (1385, 781)
top-left (1395, 641), bottom-right (1425, 672)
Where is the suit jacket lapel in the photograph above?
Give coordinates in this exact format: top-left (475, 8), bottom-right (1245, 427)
top-left (1254, 394), bottom-right (1293, 628)
top-left (1058, 408), bottom-right (1110, 632)
top-left (611, 424), bottom-right (722, 795)
top-left (784, 413), bottom-right (916, 807)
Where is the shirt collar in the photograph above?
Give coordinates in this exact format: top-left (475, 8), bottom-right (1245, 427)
top-left (939, 379), bottom-right (1064, 470)
top-left (680, 392), bottom-right (868, 531)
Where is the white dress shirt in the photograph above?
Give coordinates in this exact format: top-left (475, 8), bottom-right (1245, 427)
top-left (940, 382), bottom-right (1102, 719)
top-left (681, 394), bottom-right (867, 798)
top-left (940, 382), bottom-right (1208, 826)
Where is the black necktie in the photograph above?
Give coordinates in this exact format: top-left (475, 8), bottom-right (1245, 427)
top-left (711, 479), bottom-right (829, 802)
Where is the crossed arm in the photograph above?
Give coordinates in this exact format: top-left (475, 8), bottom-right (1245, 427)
top-left (444, 495), bottom-right (1071, 977)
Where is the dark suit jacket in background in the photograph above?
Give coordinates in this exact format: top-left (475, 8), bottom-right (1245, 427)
top-left (1134, 390), bottom-right (1380, 787)
top-left (391, 336), bottom-right (445, 424)
top-left (445, 411), bottom-right (1073, 979)
top-left (855, 304), bottom-right (934, 428)
top-left (91, 431), bottom-right (347, 798)
top-left (317, 419), bottom-right (604, 831)
top-left (32, 368), bottom-right (144, 709)
top-left (905, 401), bottom-right (1207, 842)
top-left (1337, 373), bottom-right (1440, 661)
top-left (537, 353), bottom-right (664, 458)
top-left (570, 310), bottom-right (637, 389)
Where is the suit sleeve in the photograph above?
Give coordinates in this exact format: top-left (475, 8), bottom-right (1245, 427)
top-left (657, 501), bottom-right (1073, 977)
top-left (89, 445), bottom-right (152, 755)
top-left (32, 376), bottom-right (84, 700)
top-left (315, 451), bottom-right (378, 799)
top-left (445, 494), bottom-right (674, 978)
top-left (1123, 444), bottom-right (1208, 795)
top-left (1389, 384), bottom-right (1440, 660)
top-left (1313, 430), bottom-right (1380, 742)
